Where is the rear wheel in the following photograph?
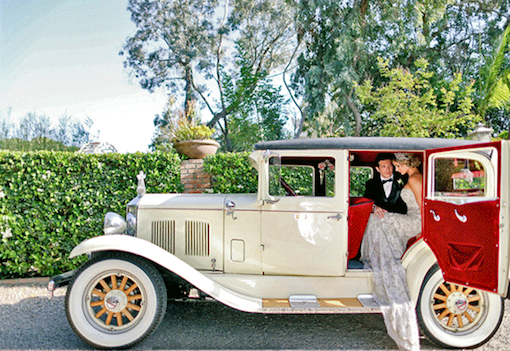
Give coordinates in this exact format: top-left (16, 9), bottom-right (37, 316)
top-left (417, 265), bottom-right (504, 349)
top-left (65, 252), bottom-right (167, 349)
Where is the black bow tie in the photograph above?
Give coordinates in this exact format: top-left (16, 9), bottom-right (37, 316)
top-left (381, 179), bottom-right (393, 184)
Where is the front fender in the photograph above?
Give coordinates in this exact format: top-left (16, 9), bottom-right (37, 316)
top-left (401, 238), bottom-right (438, 306)
top-left (70, 235), bottom-right (263, 313)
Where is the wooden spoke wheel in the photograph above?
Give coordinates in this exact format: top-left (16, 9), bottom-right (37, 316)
top-left (430, 281), bottom-right (484, 332)
top-left (87, 272), bottom-right (145, 331)
top-left (417, 265), bottom-right (504, 349)
top-left (66, 253), bottom-right (167, 349)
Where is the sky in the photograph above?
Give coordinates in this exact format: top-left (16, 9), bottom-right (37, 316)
top-left (0, 0), bottom-right (169, 153)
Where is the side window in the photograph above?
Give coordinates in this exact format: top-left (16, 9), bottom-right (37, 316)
top-left (433, 157), bottom-right (487, 197)
top-left (268, 157), bottom-right (335, 197)
top-left (350, 167), bottom-right (373, 197)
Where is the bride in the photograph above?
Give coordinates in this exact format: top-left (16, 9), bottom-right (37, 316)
top-left (360, 153), bottom-right (422, 351)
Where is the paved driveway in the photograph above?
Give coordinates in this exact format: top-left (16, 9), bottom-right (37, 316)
top-left (1, 283), bottom-right (509, 350)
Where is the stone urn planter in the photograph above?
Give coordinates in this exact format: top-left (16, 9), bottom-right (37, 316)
top-left (173, 139), bottom-right (220, 159)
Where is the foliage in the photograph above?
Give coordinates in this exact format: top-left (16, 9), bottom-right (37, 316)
top-left (219, 45), bottom-right (290, 151)
top-left (293, 0), bottom-right (510, 137)
top-left (0, 111), bottom-right (99, 150)
top-left (122, 0), bottom-right (297, 151)
top-left (151, 99), bottom-right (215, 151)
top-left (0, 151), bottom-right (182, 279)
top-left (350, 167), bottom-right (372, 197)
top-left (0, 137), bottom-right (78, 152)
top-left (477, 22), bottom-right (510, 133)
top-left (355, 58), bottom-right (481, 138)
top-left (203, 152), bottom-right (258, 193)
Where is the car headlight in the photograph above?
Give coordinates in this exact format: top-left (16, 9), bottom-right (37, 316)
top-left (126, 197), bottom-right (140, 236)
top-left (104, 212), bottom-right (127, 235)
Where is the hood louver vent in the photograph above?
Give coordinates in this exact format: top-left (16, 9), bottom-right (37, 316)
top-left (185, 221), bottom-right (210, 256)
top-left (151, 220), bottom-right (176, 254)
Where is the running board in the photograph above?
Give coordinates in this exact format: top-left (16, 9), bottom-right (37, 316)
top-left (261, 294), bottom-right (381, 314)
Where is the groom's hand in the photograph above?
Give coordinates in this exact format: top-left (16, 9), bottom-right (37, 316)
top-left (373, 205), bottom-right (388, 218)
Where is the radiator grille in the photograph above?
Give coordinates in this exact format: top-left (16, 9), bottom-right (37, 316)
top-left (185, 221), bottom-right (210, 256)
top-left (151, 220), bottom-right (175, 254)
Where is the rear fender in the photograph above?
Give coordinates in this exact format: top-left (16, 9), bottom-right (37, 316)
top-left (402, 239), bottom-right (438, 306)
top-left (70, 235), bottom-right (263, 313)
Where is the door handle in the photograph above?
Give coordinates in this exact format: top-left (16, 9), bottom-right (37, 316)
top-left (327, 213), bottom-right (343, 221)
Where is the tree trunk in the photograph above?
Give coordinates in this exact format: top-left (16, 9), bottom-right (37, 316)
top-left (346, 93), bottom-right (362, 137)
top-left (184, 65), bottom-right (194, 120)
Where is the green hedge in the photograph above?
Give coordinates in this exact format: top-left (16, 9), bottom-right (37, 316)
top-left (0, 150), bottom-right (369, 279)
top-left (204, 152), bottom-right (258, 193)
top-left (0, 151), bottom-right (182, 279)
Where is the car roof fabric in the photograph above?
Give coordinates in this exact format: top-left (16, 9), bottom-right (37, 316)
top-left (254, 137), bottom-right (479, 151)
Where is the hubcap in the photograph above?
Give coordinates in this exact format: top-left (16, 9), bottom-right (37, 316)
top-left (87, 273), bottom-right (145, 331)
top-left (431, 282), bottom-right (485, 332)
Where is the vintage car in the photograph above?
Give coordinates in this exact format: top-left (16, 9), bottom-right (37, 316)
top-left (49, 137), bottom-right (509, 349)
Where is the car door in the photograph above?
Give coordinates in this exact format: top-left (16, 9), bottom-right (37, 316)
top-left (258, 150), bottom-right (350, 277)
top-left (424, 142), bottom-right (506, 294)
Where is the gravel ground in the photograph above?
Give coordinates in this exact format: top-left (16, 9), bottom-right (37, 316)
top-left (0, 283), bottom-right (509, 350)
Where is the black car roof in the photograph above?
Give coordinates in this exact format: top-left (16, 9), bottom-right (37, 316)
top-left (254, 137), bottom-right (479, 151)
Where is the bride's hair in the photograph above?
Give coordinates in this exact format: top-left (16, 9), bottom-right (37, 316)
top-left (394, 153), bottom-right (421, 168)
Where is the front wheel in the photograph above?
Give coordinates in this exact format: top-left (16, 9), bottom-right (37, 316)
top-left (65, 252), bottom-right (167, 349)
top-left (417, 265), bottom-right (504, 349)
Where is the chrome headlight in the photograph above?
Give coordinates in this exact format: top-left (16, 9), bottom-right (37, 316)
top-left (104, 212), bottom-right (127, 235)
top-left (126, 197), bottom-right (140, 236)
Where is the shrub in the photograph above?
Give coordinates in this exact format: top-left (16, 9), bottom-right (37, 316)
top-left (204, 152), bottom-right (258, 193)
top-left (0, 151), bottom-right (182, 279)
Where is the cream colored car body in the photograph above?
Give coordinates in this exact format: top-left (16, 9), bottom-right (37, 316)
top-left (71, 137), bottom-right (510, 314)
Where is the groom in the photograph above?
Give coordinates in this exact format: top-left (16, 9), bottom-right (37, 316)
top-left (364, 153), bottom-right (407, 218)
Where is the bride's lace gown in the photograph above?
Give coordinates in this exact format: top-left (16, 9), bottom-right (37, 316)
top-left (360, 188), bottom-right (422, 351)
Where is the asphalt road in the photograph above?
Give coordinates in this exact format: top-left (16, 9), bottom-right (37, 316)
top-left (1, 283), bottom-right (509, 350)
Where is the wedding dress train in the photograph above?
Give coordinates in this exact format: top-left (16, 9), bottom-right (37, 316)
top-left (360, 188), bottom-right (422, 351)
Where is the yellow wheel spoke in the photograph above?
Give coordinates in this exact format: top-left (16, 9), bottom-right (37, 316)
top-left (95, 307), bottom-right (108, 318)
top-left (90, 300), bottom-right (104, 307)
top-left (433, 293), bottom-right (447, 301)
top-left (123, 308), bottom-right (135, 322)
top-left (116, 313), bottom-right (123, 326)
top-left (127, 302), bottom-right (141, 311)
top-left (464, 312), bottom-right (474, 323)
top-left (468, 295), bottom-right (481, 303)
top-left (457, 314), bottom-right (464, 328)
top-left (125, 283), bottom-right (138, 295)
top-left (111, 275), bottom-right (117, 289)
top-left (468, 305), bottom-right (481, 313)
top-left (464, 288), bottom-right (474, 296)
top-left (447, 313), bottom-right (455, 327)
top-left (99, 279), bottom-right (111, 292)
top-left (119, 276), bottom-right (129, 290)
top-left (438, 309), bottom-right (450, 320)
top-left (127, 294), bottom-right (142, 301)
top-left (439, 284), bottom-right (451, 296)
top-left (92, 289), bottom-right (106, 298)
top-left (105, 311), bottom-right (114, 325)
top-left (433, 303), bottom-right (447, 310)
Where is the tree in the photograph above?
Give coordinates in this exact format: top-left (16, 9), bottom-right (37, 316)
top-left (476, 22), bottom-right (510, 136)
top-left (122, 0), bottom-right (297, 151)
top-left (0, 112), bottom-right (98, 151)
top-left (293, 0), bottom-right (510, 137)
top-left (355, 58), bottom-right (481, 138)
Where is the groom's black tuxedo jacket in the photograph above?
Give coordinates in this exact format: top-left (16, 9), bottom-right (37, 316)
top-left (363, 173), bottom-right (408, 214)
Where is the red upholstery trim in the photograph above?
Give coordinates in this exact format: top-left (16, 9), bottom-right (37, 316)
top-left (348, 197), bottom-right (374, 259)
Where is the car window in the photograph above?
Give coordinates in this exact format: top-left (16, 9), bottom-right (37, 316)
top-left (433, 157), bottom-right (487, 197)
top-left (268, 157), bottom-right (335, 197)
top-left (350, 166), bottom-right (373, 197)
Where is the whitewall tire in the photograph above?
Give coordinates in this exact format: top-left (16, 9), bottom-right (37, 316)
top-left (417, 265), bottom-right (504, 349)
top-left (65, 252), bottom-right (167, 349)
